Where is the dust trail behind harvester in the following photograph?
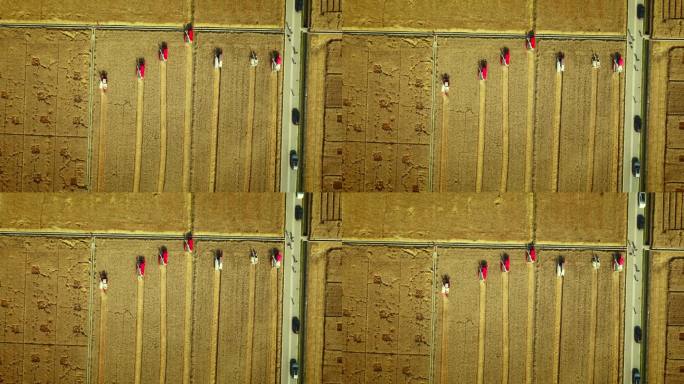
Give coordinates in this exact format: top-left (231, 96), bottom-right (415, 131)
top-left (158, 61), bottom-right (168, 192)
top-left (209, 65), bottom-right (221, 192)
top-left (587, 69), bottom-right (599, 192)
top-left (610, 73), bottom-right (621, 192)
top-left (500, 67), bottom-right (510, 193)
top-left (243, 64), bottom-right (257, 192)
top-left (134, 277), bottom-right (145, 384)
top-left (551, 274), bottom-right (563, 384)
top-left (550, 72), bottom-right (563, 192)
top-left (587, 265), bottom-right (599, 384)
top-left (208, 262), bottom-right (221, 383)
top-left (477, 280), bottom-right (486, 384)
top-left (525, 262), bottom-right (535, 384)
top-left (439, 94), bottom-right (449, 192)
top-left (97, 289), bottom-right (107, 384)
top-left (133, 78), bottom-right (144, 192)
top-left (476, 81), bottom-right (486, 192)
top-left (501, 272), bottom-right (510, 384)
top-left (182, 45), bottom-right (193, 192)
top-left (524, 52), bottom-right (535, 192)
top-left (97, 89), bottom-right (108, 192)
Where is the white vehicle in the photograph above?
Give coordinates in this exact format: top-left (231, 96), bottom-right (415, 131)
top-left (638, 192), bottom-right (646, 209)
top-left (591, 53), bottom-right (601, 69)
top-left (214, 249), bottom-right (223, 271)
top-left (214, 48), bottom-right (223, 69)
top-left (556, 256), bottom-right (565, 277)
top-left (556, 53), bottom-right (565, 73)
top-left (441, 275), bottom-right (450, 296)
top-left (249, 51), bottom-right (259, 67)
top-left (249, 248), bottom-right (258, 265)
top-left (591, 254), bottom-right (600, 270)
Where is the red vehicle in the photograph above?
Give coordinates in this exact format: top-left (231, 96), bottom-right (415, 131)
top-left (526, 31), bottom-right (536, 50)
top-left (478, 60), bottom-right (488, 81)
top-left (479, 260), bottom-right (488, 281)
top-left (613, 52), bottom-right (624, 73)
top-left (159, 246), bottom-right (169, 266)
top-left (272, 248), bottom-right (283, 268)
top-left (184, 232), bottom-right (194, 253)
top-left (500, 253), bottom-right (510, 272)
top-left (526, 243), bottom-right (537, 263)
top-left (136, 58), bottom-right (146, 79)
top-left (184, 23), bottom-right (194, 43)
top-left (500, 47), bottom-right (511, 66)
top-left (136, 256), bottom-right (146, 279)
top-left (272, 51), bottom-right (282, 72)
top-left (613, 252), bottom-right (625, 272)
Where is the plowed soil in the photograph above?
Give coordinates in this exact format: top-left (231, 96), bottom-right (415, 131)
top-left (0, 237), bottom-right (90, 383)
top-left (0, 29), bottom-right (90, 192)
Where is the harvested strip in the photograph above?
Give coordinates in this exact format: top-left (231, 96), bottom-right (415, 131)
top-left (134, 278), bottom-right (145, 384)
top-left (159, 265), bottom-right (167, 384)
top-left (525, 52), bottom-right (535, 192)
top-left (525, 263), bottom-right (535, 384)
top-left (97, 89), bottom-right (107, 192)
top-left (587, 69), bottom-right (599, 192)
top-left (477, 281), bottom-right (486, 384)
top-left (502, 272), bottom-right (510, 384)
top-left (610, 74), bottom-right (621, 192)
top-left (439, 95), bottom-right (449, 192)
top-left (551, 72), bottom-right (563, 192)
top-left (243, 66), bottom-right (257, 192)
top-left (182, 250), bottom-right (193, 384)
top-left (552, 276), bottom-right (563, 384)
top-left (610, 271), bottom-right (620, 382)
top-left (244, 265), bottom-right (256, 383)
top-left (158, 61), bottom-right (168, 192)
top-left (97, 291), bottom-right (107, 384)
top-left (182, 46), bottom-right (193, 192)
top-left (501, 67), bottom-right (510, 192)
top-left (209, 267), bottom-right (221, 383)
top-left (268, 266), bottom-right (278, 382)
top-left (476, 81), bottom-right (486, 192)
top-left (133, 78), bottom-right (144, 192)
top-left (209, 66), bottom-right (221, 191)
top-left (587, 267), bottom-right (599, 384)
top-left (267, 71), bottom-right (279, 192)
top-left (439, 297), bottom-right (449, 383)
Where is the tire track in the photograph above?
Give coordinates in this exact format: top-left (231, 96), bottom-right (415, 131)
top-left (158, 61), bottom-right (168, 192)
top-left (610, 74), bottom-right (621, 192)
top-left (268, 265), bottom-right (278, 383)
top-left (587, 68), bottom-right (599, 192)
top-left (97, 88), bottom-right (107, 192)
top-left (525, 52), bottom-right (535, 193)
top-left (243, 65), bottom-right (257, 192)
top-left (209, 64), bottom-right (221, 192)
top-left (439, 94), bottom-right (449, 192)
top-left (476, 81), bottom-right (486, 192)
top-left (268, 71), bottom-right (279, 192)
top-left (551, 71), bottom-right (563, 192)
top-left (610, 270), bottom-right (620, 382)
top-left (133, 77), bottom-right (144, 192)
top-left (477, 279), bottom-right (486, 384)
top-left (501, 67), bottom-right (510, 193)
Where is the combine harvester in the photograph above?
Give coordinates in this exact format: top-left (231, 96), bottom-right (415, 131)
top-left (272, 51), bottom-right (282, 72)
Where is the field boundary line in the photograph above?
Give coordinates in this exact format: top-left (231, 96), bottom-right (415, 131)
top-left (208, 265), bottom-right (221, 384)
top-left (429, 36), bottom-right (437, 191)
top-left (158, 60), bottom-right (168, 192)
top-left (552, 274), bottom-right (563, 384)
top-left (306, 29), bottom-right (627, 41)
top-left (159, 263), bottom-right (168, 384)
top-left (477, 280), bottom-right (486, 384)
top-left (502, 271), bottom-right (510, 384)
top-left (244, 264), bottom-right (257, 383)
top-left (87, 236), bottom-right (96, 384)
top-left (133, 77), bottom-right (144, 192)
top-left (87, 29), bottom-right (95, 191)
top-left (209, 65), bottom-right (221, 191)
top-left (243, 66), bottom-right (257, 191)
top-left (610, 72), bottom-right (621, 192)
top-left (134, 276), bottom-right (145, 384)
top-left (182, 43), bottom-right (193, 192)
top-left (524, 262), bottom-right (535, 383)
top-left (551, 71), bottom-right (562, 192)
top-left (587, 265), bottom-right (599, 384)
top-left (0, 23), bottom-right (283, 33)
